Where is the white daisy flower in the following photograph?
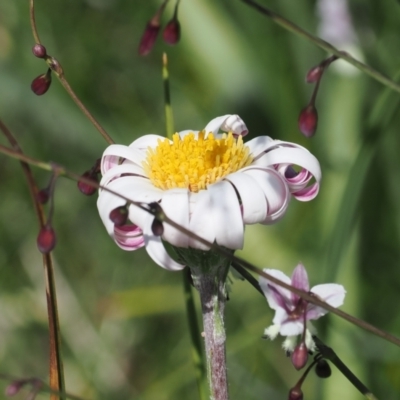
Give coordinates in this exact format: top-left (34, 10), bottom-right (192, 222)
top-left (97, 115), bottom-right (321, 271)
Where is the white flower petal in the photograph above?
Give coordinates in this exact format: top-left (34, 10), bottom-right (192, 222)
top-left (282, 336), bottom-right (298, 352)
top-left (246, 136), bottom-right (275, 159)
top-left (129, 134), bottom-right (168, 151)
top-left (259, 269), bottom-right (292, 311)
top-left (101, 144), bottom-right (147, 174)
top-left (160, 189), bottom-right (190, 248)
top-left (142, 213), bottom-right (185, 271)
top-left (188, 190), bottom-right (216, 250)
top-left (208, 180), bottom-right (244, 249)
top-left (280, 321), bottom-right (304, 337)
top-left (241, 167), bottom-right (290, 223)
top-left (263, 324), bottom-right (281, 340)
top-left (204, 115), bottom-right (232, 136)
top-left (253, 146), bottom-right (321, 185)
top-left (100, 163), bottom-right (147, 188)
top-left (225, 172), bottom-right (267, 224)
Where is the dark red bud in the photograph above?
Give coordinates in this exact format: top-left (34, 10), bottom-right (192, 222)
top-left (138, 22), bottom-right (160, 56)
top-left (163, 18), bottom-right (181, 45)
top-left (31, 69), bottom-right (52, 96)
top-left (291, 342), bottom-right (309, 370)
top-left (37, 225), bottom-right (56, 253)
top-left (151, 218), bottom-right (164, 236)
top-left (298, 105), bottom-right (318, 138)
top-left (288, 387), bottom-right (303, 400)
top-left (306, 65), bottom-right (323, 83)
top-left (77, 172), bottom-right (98, 196)
top-left (315, 359), bottom-right (331, 378)
top-left (109, 206), bottom-right (128, 227)
top-left (37, 188), bottom-right (50, 204)
top-left (32, 44), bottom-right (47, 58)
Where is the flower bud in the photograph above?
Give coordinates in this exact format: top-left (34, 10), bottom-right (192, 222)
top-left (138, 22), bottom-right (160, 56)
top-left (109, 206), bottom-right (128, 227)
top-left (163, 18), bottom-right (180, 45)
top-left (306, 65), bottom-right (323, 83)
top-left (32, 44), bottom-right (47, 58)
top-left (298, 105), bottom-right (318, 138)
top-left (315, 359), bottom-right (331, 378)
top-left (151, 218), bottom-right (164, 236)
top-left (77, 172), bottom-right (98, 196)
top-left (5, 379), bottom-right (27, 396)
top-left (37, 188), bottom-right (50, 204)
top-left (291, 342), bottom-right (308, 370)
top-left (31, 69), bottom-right (52, 96)
top-left (288, 387), bottom-right (303, 400)
top-left (37, 225), bottom-right (56, 253)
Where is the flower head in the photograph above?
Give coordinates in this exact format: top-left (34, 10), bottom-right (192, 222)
top-left (97, 115), bottom-right (321, 271)
top-left (260, 263), bottom-right (346, 352)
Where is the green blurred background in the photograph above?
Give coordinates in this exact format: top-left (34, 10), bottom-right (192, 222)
top-left (1, 0), bottom-right (400, 399)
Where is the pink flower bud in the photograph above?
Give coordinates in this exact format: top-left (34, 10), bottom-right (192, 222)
top-left (32, 44), bottom-right (47, 59)
top-left (138, 22), bottom-right (160, 56)
top-left (77, 172), bottom-right (98, 196)
top-left (151, 218), bottom-right (164, 236)
top-left (109, 206), bottom-right (128, 227)
top-left (163, 18), bottom-right (180, 45)
top-left (306, 65), bottom-right (323, 83)
top-left (37, 225), bottom-right (56, 254)
top-left (31, 69), bottom-right (52, 96)
top-left (291, 342), bottom-right (309, 370)
top-left (298, 105), bottom-right (318, 138)
top-left (288, 387), bottom-right (303, 400)
top-left (5, 379), bottom-right (27, 396)
top-left (315, 359), bottom-right (331, 378)
top-left (37, 188), bottom-right (50, 204)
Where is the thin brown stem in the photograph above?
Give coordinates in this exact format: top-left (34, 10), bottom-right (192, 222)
top-left (1, 142), bottom-right (400, 348)
top-left (241, 0), bottom-right (400, 94)
top-left (29, 0), bottom-right (41, 44)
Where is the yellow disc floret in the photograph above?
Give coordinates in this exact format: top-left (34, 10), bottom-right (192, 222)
top-left (142, 131), bottom-right (253, 192)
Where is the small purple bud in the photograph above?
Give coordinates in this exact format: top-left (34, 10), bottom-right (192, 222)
top-left (109, 206), bottom-right (128, 227)
top-left (5, 379), bottom-right (27, 396)
top-left (37, 188), bottom-right (50, 204)
top-left (306, 65), bottom-right (323, 83)
top-left (291, 342), bottom-right (309, 370)
top-left (163, 18), bottom-right (180, 45)
top-left (31, 69), bottom-right (52, 96)
top-left (77, 172), bottom-right (98, 196)
top-left (151, 218), bottom-right (164, 236)
top-left (298, 105), bottom-right (318, 138)
top-left (288, 387), bottom-right (303, 400)
top-left (37, 225), bottom-right (56, 254)
top-left (315, 359), bottom-right (331, 378)
top-left (138, 21), bottom-right (160, 56)
top-left (32, 44), bottom-right (47, 59)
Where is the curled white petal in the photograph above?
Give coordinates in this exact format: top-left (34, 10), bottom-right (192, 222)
top-left (203, 114), bottom-right (248, 137)
top-left (101, 144), bottom-right (147, 174)
top-left (142, 213), bottom-right (185, 271)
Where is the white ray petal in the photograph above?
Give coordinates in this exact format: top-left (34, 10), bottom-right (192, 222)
top-left (142, 213), bottom-right (185, 271)
top-left (224, 172), bottom-right (267, 224)
top-left (160, 189), bottom-right (190, 248)
top-left (208, 180), bottom-right (244, 249)
top-left (188, 190), bottom-right (216, 250)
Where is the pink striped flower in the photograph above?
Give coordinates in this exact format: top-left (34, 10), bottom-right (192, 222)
top-left (97, 115), bottom-right (321, 271)
top-left (260, 263), bottom-right (346, 352)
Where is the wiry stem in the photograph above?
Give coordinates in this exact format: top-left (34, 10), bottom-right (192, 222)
top-left (0, 119), bottom-right (65, 400)
top-left (241, 0), bottom-right (400, 95)
top-left (2, 141), bottom-right (400, 349)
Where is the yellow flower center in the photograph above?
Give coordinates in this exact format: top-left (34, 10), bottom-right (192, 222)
top-left (142, 131), bottom-right (253, 192)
